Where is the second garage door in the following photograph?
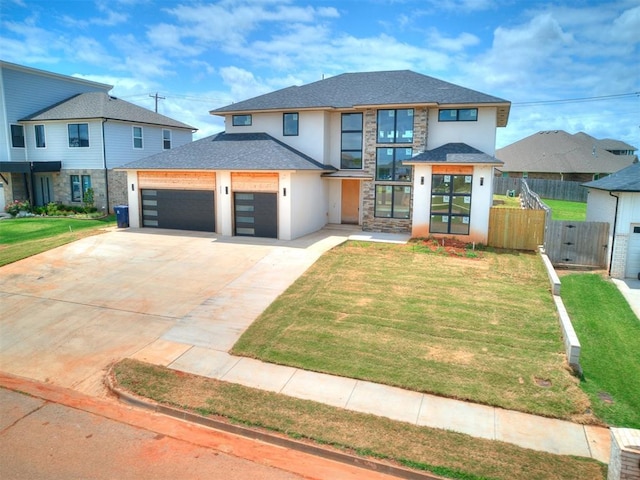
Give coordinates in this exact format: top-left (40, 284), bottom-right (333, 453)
top-left (142, 189), bottom-right (215, 232)
top-left (234, 192), bottom-right (277, 238)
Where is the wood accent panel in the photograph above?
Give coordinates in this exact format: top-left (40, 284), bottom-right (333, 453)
top-left (432, 165), bottom-right (474, 174)
top-left (232, 172), bottom-right (278, 192)
top-left (138, 171), bottom-right (216, 190)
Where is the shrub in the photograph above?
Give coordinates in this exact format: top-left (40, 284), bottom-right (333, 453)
top-left (4, 199), bottom-right (31, 217)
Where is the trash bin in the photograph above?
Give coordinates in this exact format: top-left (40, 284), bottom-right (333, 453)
top-left (114, 205), bottom-right (129, 228)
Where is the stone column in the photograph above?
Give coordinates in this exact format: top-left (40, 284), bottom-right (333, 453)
top-left (608, 428), bottom-right (640, 480)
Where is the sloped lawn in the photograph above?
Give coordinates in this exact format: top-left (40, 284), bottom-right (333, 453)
top-left (233, 241), bottom-right (593, 421)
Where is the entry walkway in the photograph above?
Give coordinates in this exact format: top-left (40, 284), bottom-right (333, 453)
top-left (129, 227), bottom-right (611, 464)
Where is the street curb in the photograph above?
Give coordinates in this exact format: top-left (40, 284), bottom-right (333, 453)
top-left (105, 369), bottom-right (445, 480)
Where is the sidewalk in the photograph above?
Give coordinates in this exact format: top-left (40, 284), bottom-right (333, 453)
top-left (612, 278), bottom-right (640, 321)
top-left (128, 227), bottom-right (610, 464)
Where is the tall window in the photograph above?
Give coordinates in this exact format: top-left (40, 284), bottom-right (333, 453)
top-left (377, 109), bottom-right (413, 143)
top-left (133, 126), bottom-right (143, 149)
top-left (232, 114), bottom-right (252, 126)
top-left (341, 113), bottom-right (362, 169)
top-left (438, 108), bottom-right (477, 122)
top-left (162, 129), bottom-right (171, 149)
top-left (68, 123), bottom-right (89, 147)
top-left (430, 174), bottom-right (472, 235)
top-left (375, 186), bottom-right (411, 219)
top-left (35, 124), bottom-right (46, 148)
top-left (376, 148), bottom-right (412, 181)
top-left (70, 175), bottom-right (92, 202)
top-left (283, 112), bottom-right (298, 136)
top-left (10, 125), bottom-right (25, 148)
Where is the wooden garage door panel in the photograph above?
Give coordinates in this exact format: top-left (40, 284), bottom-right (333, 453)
top-left (142, 189), bottom-right (215, 232)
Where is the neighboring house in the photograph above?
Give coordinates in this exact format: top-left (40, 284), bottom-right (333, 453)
top-left (0, 61), bottom-right (195, 213)
top-left (583, 162), bottom-right (640, 279)
top-left (121, 70), bottom-right (510, 242)
top-left (496, 130), bottom-right (637, 182)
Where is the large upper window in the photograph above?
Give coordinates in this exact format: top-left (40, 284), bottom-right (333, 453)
top-left (341, 113), bottom-right (363, 169)
top-left (133, 126), bottom-right (143, 149)
top-left (11, 125), bottom-right (25, 148)
top-left (430, 174), bottom-right (472, 235)
top-left (70, 175), bottom-right (92, 202)
top-left (163, 129), bottom-right (171, 149)
top-left (283, 112), bottom-right (298, 136)
top-left (376, 148), bottom-right (412, 181)
top-left (438, 108), bottom-right (478, 122)
top-left (232, 114), bottom-right (252, 126)
top-left (35, 124), bottom-right (46, 148)
top-left (377, 109), bottom-right (413, 143)
top-left (375, 185), bottom-right (411, 219)
top-left (68, 123), bottom-right (89, 147)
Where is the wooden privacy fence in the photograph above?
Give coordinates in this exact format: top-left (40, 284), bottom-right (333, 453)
top-left (544, 220), bottom-right (609, 267)
top-left (493, 177), bottom-right (588, 202)
top-left (488, 208), bottom-right (546, 250)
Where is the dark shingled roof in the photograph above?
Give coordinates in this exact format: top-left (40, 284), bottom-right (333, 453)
top-left (408, 143), bottom-right (503, 165)
top-left (583, 162), bottom-right (640, 192)
top-left (21, 92), bottom-right (196, 130)
top-left (211, 70), bottom-right (510, 127)
top-left (120, 132), bottom-right (335, 171)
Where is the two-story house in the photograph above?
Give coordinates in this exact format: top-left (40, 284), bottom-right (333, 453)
top-left (0, 61), bottom-right (195, 213)
top-left (121, 70), bottom-right (510, 242)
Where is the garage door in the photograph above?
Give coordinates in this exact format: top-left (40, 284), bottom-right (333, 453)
top-left (627, 224), bottom-right (640, 279)
top-left (141, 189), bottom-right (215, 232)
top-left (234, 192), bottom-right (277, 238)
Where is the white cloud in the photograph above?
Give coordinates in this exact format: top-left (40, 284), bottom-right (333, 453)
top-left (427, 30), bottom-right (480, 52)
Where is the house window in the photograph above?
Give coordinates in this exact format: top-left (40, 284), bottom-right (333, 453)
top-left (68, 123), bottom-right (89, 147)
top-left (70, 175), bottom-right (92, 202)
top-left (232, 114), bottom-right (252, 126)
top-left (377, 109), bottom-right (413, 143)
top-left (11, 125), bottom-right (25, 148)
top-left (35, 124), bottom-right (46, 148)
top-left (133, 126), bottom-right (143, 149)
top-left (341, 113), bottom-right (363, 169)
top-left (438, 108), bottom-right (478, 122)
top-left (375, 185), bottom-right (411, 219)
top-left (283, 112), bottom-right (298, 136)
top-left (376, 148), bottom-right (412, 181)
top-left (163, 129), bottom-right (171, 150)
top-left (430, 174), bottom-right (472, 235)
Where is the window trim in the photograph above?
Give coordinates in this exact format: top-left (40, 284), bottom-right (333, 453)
top-left (374, 185), bottom-right (412, 219)
top-left (232, 114), bottom-right (252, 127)
top-left (68, 123), bottom-right (90, 148)
top-left (429, 174), bottom-right (472, 235)
top-left (10, 124), bottom-right (25, 148)
top-left (283, 112), bottom-right (299, 136)
top-left (35, 124), bottom-right (46, 148)
top-left (70, 174), bottom-right (92, 203)
top-left (438, 108), bottom-right (478, 122)
top-left (376, 108), bottom-right (414, 144)
top-left (340, 112), bottom-right (363, 170)
top-left (132, 126), bottom-right (143, 149)
top-left (375, 147), bottom-right (413, 182)
top-left (162, 129), bottom-right (171, 150)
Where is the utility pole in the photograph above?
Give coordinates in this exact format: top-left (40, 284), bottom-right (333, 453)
top-left (149, 92), bottom-right (166, 113)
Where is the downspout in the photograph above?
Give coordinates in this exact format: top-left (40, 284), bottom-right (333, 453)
top-left (102, 119), bottom-right (110, 214)
top-left (608, 191), bottom-right (620, 276)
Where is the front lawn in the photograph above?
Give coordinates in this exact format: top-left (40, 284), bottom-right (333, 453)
top-left (0, 216), bottom-right (116, 266)
top-left (233, 241), bottom-right (593, 421)
top-left (561, 274), bottom-right (640, 428)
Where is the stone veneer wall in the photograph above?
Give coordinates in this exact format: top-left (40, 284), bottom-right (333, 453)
top-left (53, 169), bottom-right (107, 212)
top-left (608, 428), bottom-right (640, 480)
top-left (107, 170), bottom-right (128, 213)
top-left (361, 107), bottom-right (428, 234)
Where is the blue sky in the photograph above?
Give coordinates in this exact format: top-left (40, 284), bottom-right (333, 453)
top-left (2, 0), bottom-right (639, 149)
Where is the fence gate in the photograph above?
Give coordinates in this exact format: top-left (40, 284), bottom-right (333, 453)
top-left (544, 221), bottom-right (609, 267)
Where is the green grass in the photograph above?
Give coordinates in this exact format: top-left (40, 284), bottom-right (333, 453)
top-left (542, 199), bottom-right (587, 221)
top-left (561, 273), bottom-right (640, 428)
top-left (233, 241), bottom-right (593, 421)
top-left (0, 216), bottom-right (116, 266)
top-left (114, 358), bottom-right (606, 480)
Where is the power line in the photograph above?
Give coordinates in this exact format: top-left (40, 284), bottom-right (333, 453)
top-left (149, 92), bottom-right (166, 112)
top-left (512, 92), bottom-right (639, 107)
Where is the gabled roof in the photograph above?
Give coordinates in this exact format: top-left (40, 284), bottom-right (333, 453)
top-left (573, 132), bottom-right (637, 152)
top-left (119, 132), bottom-right (335, 172)
top-left (407, 143), bottom-right (503, 165)
top-left (496, 130), bottom-right (636, 174)
top-left (583, 162), bottom-right (640, 192)
top-left (211, 70), bottom-right (511, 127)
top-left (1, 60), bottom-right (112, 90)
top-left (20, 92), bottom-right (196, 130)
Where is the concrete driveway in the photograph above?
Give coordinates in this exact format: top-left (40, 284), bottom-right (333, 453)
top-left (0, 227), bottom-right (352, 396)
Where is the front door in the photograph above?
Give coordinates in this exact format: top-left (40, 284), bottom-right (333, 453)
top-left (34, 174), bottom-right (53, 206)
top-left (341, 179), bottom-right (359, 224)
